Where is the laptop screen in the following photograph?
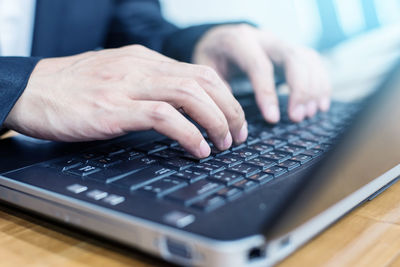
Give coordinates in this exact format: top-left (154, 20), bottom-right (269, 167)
top-left (265, 61), bottom-right (400, 239)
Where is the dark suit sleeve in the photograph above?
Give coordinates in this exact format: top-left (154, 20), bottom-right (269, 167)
top-left (0, 57), bottom-right (41, 127)
top-left (105, 0), bottom-right (218, 63)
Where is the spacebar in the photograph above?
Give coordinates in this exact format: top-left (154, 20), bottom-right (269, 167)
top-left (111, 165), bottom-right (176, 191)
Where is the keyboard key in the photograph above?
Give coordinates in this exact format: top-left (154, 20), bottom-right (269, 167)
top-left (181, 152), bottom-right (213, 163)
top-left (246, 136), bottom-right (260, 145)
top-left (302, 149), bottom-right (323, 158)
top-left (102, 144), bottom-right (126, 156)
top-left (278, 133), bottom-right (299, 142)
top-left (264, 166), bottom-right (287, 177)
top-left (190, 160), bottom-right (225, 174)
top-left (136, 142), bottom-right (168, 154)
top-left (289, 139), bottom-right (317, 149)
top-left (112, 165), bottom-right (176, 190)
top-left (192, 195), bottom-right (225, 212)
top-left (314, 144), bottom-right (331, 151)
top-left (231, 143), bottom-right (246, 151)
top-left (66, 184), bottom-right (88, 194)
top-left (270, 125), bottom-right (287, 135)
top-left (80, 151), bottom-right (104, 162)
top-left (161, 157), bottom-right (194, 171)
top-left (152, 149), bottom-right (181, 159)
top-left (52, 158), bottom-right (82, 171)
top-left (231, 148), bottom-right (259, 161)
top-left (139, 177), bottom-right (187, 197)
top-left (68, 164), bottom-right (102, 177)
top-left (278, 160), bottom-right (300, 171)
top-left (260, 151), bottom-right (291, 163)
top-left (257, 130), bottom-right (273, 140)
top-left (276, 145), bottom-right (305, 156)
top-left (247, 143), bottom-right (273, 154)
top-left (116, 150), bottom-right (145, 160)
top-left (291, 154), bottom-right (312, 164)
top-left (247, 172), bottom-right (273, 184)
top-left (318, 121), bottom-right (336, 131)
top-left (86, 156), bottom-right (158, 183)
top-left (209, 145), bottom-right (230, 156)
top-left (157, 138), bottom-right (179, 147)
top-left (213, 153), bottom-right (243, 167)
top-left (246, 157), bottom-right (276, 170)
top-left (171, 145), bottom-right (186, 153)
top-left (86, 189), bottom-right (108, 200)
top-left (262, 138), bottom-right (287, 148)
top-left (302, 134), bottom-right (328, 144)
top-left (232, 179), bottom-right (258, 192)
top-left (166, 180), bottom-right (224, 206)
top-left (216, 187), bottom-right (243, 200)
top-left (102, 194), bottom-right (125, 205)
top-left (291, 130), bottom-right (314, 139)
top-left (229, 163), bottom-right (261, 177)
top-left (91, 156), bottom-right (122, 168)
top-left (309, 127), bottom-right (331, 137)
top-left (280, 123), bottom-right (297, 131)
top-left (172, 169), bottom-right (207, 183)
top-left (132, 156), bottom-right (158, 166)
top-left (208, 171), bottom-right (244, 185)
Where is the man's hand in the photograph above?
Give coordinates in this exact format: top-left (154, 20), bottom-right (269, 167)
top-left (193, 24), bottom-right (331, 123)
top-left (4, 45), bottom-right (247, 158)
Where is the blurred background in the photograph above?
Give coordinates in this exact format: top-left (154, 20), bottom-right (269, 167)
top-left (161, 0), bottom-right (400, 100)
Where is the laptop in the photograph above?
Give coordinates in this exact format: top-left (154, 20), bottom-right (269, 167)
top-left (0, 62), bottom-right (400, 267)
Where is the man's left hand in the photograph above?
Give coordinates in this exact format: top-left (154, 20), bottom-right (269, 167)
top-left (193, 24), bottom-right (331, 123)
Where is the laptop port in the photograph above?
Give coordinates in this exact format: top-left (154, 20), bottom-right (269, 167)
top-left (280, 236), bottom-right (291, 248)
top-left (166, 238), bottom-right (192, 259)
top-left (248, 247), bottom-right (266, 261)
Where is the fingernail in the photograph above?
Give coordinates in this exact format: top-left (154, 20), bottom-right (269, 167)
top-left (292, 104), bottom-right (305, 122)
top-left (199, 140), bottom-right (211, 158)
top-left (320, 97), bottom-right (330, 111)
top-left (222, 131), bottom-right (232, 150)
top-left (238, 122), bottom-right (248, 143)
top-left (266, 104), bottom-right (280, 123)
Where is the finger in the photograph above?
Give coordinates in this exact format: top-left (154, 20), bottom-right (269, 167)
top-left (314, 60), bottom-right (332, 112)
top-left (304, 51), bottom-right (333, 117)
top-left (282, 56), bottom-right (311, 122)
top-left (133, 76), bottom-right (233, 151)
top-left (226, 38), bottom-right (280, 124)
top-left (119, 100), bottom-right (210, 158)
top-left (305, 66), bottom-right (319, 118)
top-left (154, 62), bottom-right (247, 144)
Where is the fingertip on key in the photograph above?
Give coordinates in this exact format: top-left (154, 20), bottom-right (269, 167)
top-left (199, 139), bottom-right (211, 158)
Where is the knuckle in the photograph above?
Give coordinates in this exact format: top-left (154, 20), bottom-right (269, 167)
top-left (196, 65), bottom-right (219, 84)
top-left (97, 117), bottom-right (124, 137)
top-left (178, 78), bottom-right (200, 91)
top-left (229, 101), bottom-right (245, 123)
top-left (236, 23), bottom-right (253, 34)
top-left (123, 44), bottom-right (148, 54)
top-left (176, 78), bottom-right (204, 100)
top-left (149, 102), bottom-right (172, 122)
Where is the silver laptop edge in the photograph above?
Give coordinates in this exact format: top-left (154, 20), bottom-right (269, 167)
top-left (1, 162), bottom-right (398, 267)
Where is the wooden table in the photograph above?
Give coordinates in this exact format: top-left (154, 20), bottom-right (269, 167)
top-left (1, 132), bottom-right (400, 267)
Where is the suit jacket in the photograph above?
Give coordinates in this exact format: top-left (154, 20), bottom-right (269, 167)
top-left (0, 0), bottom-right (216, 126)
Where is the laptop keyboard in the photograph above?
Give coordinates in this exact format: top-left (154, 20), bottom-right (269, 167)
top-left (49, 100), bottom-right (360, 213)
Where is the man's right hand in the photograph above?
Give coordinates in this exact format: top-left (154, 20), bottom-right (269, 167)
top-left (4, 45), bottom-right (247, 158)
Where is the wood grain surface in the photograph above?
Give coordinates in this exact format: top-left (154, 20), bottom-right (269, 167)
top-left (1, 132), bottom-right (400, 267)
